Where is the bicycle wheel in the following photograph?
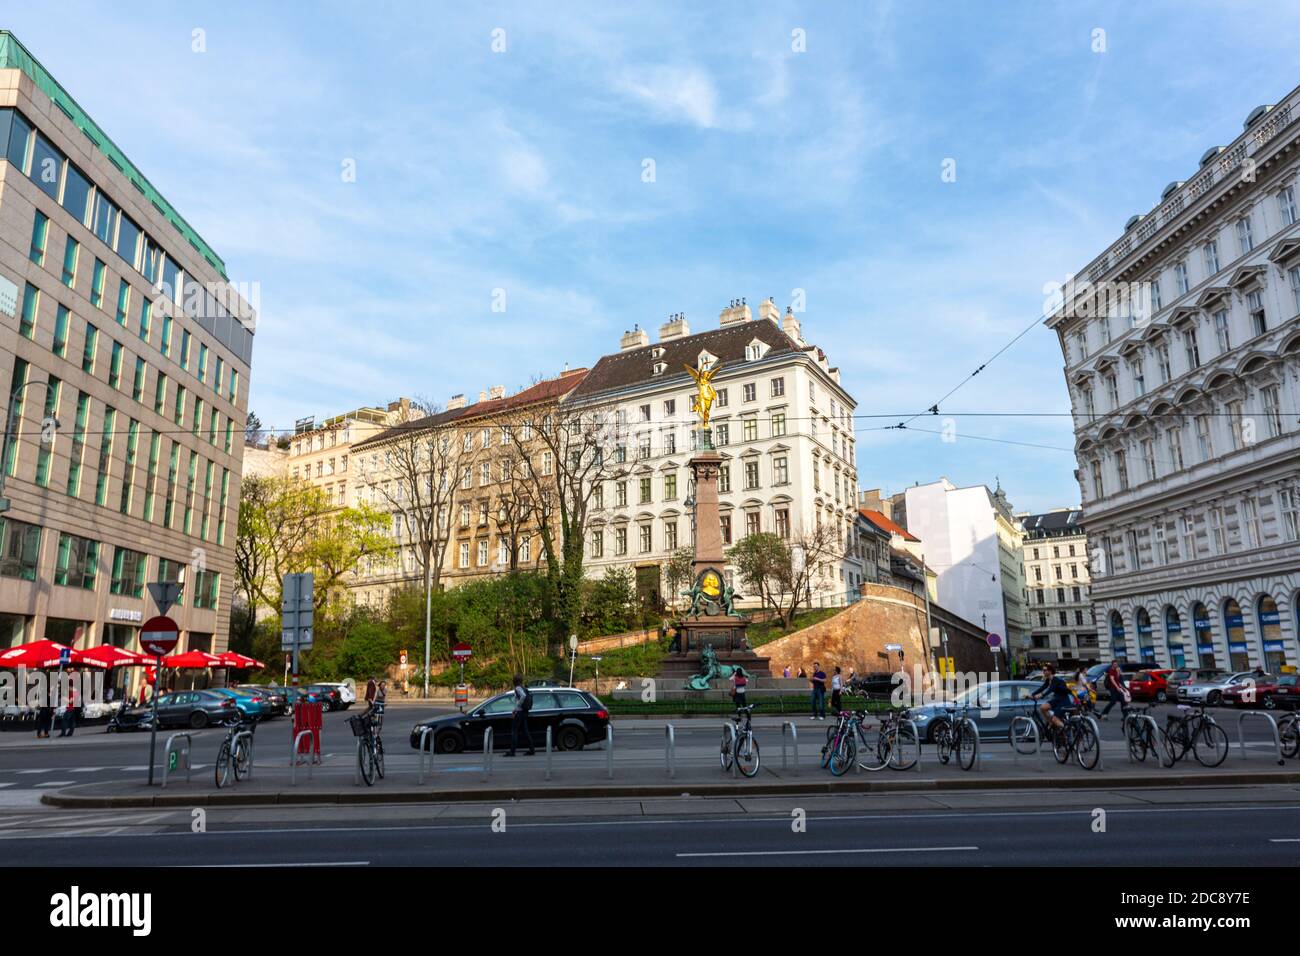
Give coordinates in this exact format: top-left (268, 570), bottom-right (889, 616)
top-left (214, 739), bottom-right (233, 788)
top-left (720, 728), bottom-right (734, 772)
top-left (1193, 721), bottom-right (1229, 768)
top-left (935, 724), bottom-right (952, 765)
top-left (1051, 724), bottom-right (1071, 764)
top-left (737, 733), bottom-right (761, 778)
top-left (1126, 718), bottom-right (1148, 762)
top-left (1281, 717), bottom-right (1299, 759)
top-left (233, 737), bottom-right (251, 781)
top-left (1008, 716), bottom-right (1039, 755)
top-left (857, 724), bottom-right (889, 772)
top-left (956, 723), bottom-right (978, 771)
top-left (1074, 721), bottom-right (1100, 770)
top-left (829, 732), bottom-right (855, 776)
top-left (889, 724), bottom-right (918, 771)
top-left (374, 736), bottom-right (385, 779)
top-left (358, 739), bottom-right (376, 786)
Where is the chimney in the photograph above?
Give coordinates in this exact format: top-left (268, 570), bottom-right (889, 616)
top-left (719, 297), bottom-right (751, 327)
top-left (659, 312), bottom-right (690, 341)
top-left (758, 297), bottom-right (779, 325)
top-left (447, 394), bottom-right (467, 410)
top-left (489, 385), bottom-right (506, 400)
top-left (620, 324), bottom-right (650, 351)
top-left (781, 304), bottom-right (803, 344)
top-left (478, 390), bottom-right (488, 403)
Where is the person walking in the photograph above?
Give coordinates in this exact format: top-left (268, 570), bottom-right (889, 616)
top-left (782, 664), bottom-right (791, 679)
top-left (505, 674), bottom-right (535, 757)
top-left (731, 669), bottom-right (748, 710)
top-left (1098, 661), bottom-right (1130, 720)
top-left (830, 666), bottom-right (844, 713)
top-left (58, 676), bottom-right (77, 738)
top-left (364, 675), bottom-right (378, 707)
top-left (810, 662), bottom-right (827, 720)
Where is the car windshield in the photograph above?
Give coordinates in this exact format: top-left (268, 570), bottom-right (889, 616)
top-left (1198, 672), bottom-right (1228, 682)
top-left (1281, 675), bottom-right (1298, 687)
top-left (476, 694), bottom-right (515, 716)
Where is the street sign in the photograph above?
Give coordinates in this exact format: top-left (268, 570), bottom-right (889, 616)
top-left (140, 616), bottom-right (180, 657)
top-left (884, 643), bottom-right (903, 652)
top-left (452, 642), bottom-right (472, 661)
top-left (147, 581), bottom-right (182, 617)
top-left (59, 646), bottom-right (71, 666)
top-left (987, 632), bottom-right (1002, 649)
top-left (281, 573), bottom-right (314, 651)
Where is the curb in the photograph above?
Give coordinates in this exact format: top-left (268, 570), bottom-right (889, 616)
top-left (39, 769), bottom-right (1300, 809)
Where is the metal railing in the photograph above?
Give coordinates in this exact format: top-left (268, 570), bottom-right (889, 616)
top-left (291, 730), bottom-right (315, 785)
top-left (721, 721), bottom-right (737, 778)
top-left (416, 727), bottom-right (434, 785)
top-left (1124, 713), bottom-right (1162, 765)
top-left (233, 729), bottom-right (255, 782)
top-left (1236, 711), bottom-right (1284, 766)
top-left (545, 726), bottom-right (553, 781)
top-left (781, 721), bottom-right (798, 773)
top-left (482, 727), bottom-right (494, 781)
top-left (605, 725), bottom-right (614, 779)
top-left (665, 723), bottom-right (676, 778)
top-left (900, 718), bottom-right (922, 772)
top-left (161, 733), bottom-right (191, 789)
top-left (1010, 716), bottom-right (1041, 769)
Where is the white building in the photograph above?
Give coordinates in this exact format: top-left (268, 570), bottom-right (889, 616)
top-left (902, 478), bottom-right (1028, 651)
top-left (1046, 90), bottom-right (1300, 673)
top-left (564, 298), bottom-right (861, 606)
top-left (1017, 509), bottom-right (1098, 664)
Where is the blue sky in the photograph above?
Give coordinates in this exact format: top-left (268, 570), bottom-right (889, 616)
top-left (7, 1), bottom-right (1298, 512)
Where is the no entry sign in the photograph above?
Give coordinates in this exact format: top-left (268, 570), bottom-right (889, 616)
top-left (451, 642), bottom-right (472, 661)
top-left (141, 616), bottom-right (180, 657)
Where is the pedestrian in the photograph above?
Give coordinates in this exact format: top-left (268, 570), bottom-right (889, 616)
top-left (504, 674), bottom-right (535, 757)
top-left (731, 669), bottom-right (748, 709)
top-left (810, 662), bottom-right (827, 720)
top-left (1098, 660), bottom-right (1130, 719)
top-left (1073, 666), bottom-right (1094, 712)
top-left (797, 666), bottom-right (807, 679)
top-left (364, 674), bottom-right (378, 706)
top-left (782, 664), bottom-right (791, 679)
top-left (668, 623), bottom-right (681, 654)
top-left (35, 700), bottom-right (53, 738)
top-left (830, 666), bottom-right (843, 713)
top-left (58, 676), bottom-right (77, 738)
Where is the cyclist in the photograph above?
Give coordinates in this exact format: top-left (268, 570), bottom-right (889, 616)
top-left (1030, 663), bottom-right (1073, 733)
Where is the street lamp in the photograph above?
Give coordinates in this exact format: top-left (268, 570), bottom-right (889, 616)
top-left (591, 655), bottom-right (602, 695)
top-left (0, 379), bottom-right (60, 513)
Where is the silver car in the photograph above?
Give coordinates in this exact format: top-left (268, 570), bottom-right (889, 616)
top-left (1176, 670), bottom-right (1258, 706)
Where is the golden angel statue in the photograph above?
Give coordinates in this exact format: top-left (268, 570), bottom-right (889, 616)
top-left (684, 361), bottom-right (723, 428)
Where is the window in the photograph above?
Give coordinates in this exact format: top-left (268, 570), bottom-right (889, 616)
top-left (716, 388), bottom-right (728, 408)
top-left (1279, 485), bottom-right (1300, 542)
top-left (132, 357), bottom-right (146, 402)
top-left (715, 424), bottom-right (729, 447)
top-left (1278, 185), bottom-right (1298, 226)
top-left (1213, 309), bottom-right (1230, 352)
top-left (458, 542), bottom-right (469, 568)
top-left (138, 296), bottom-right (152, 343)
top-left (179, 329), bottom-right (191, 370)
top-left (1090, 459), bottom-right (1104, 499)
top-left (1236, 216), bottom-right (1253, 255)
top-left (718, 465), bottom-right (731, 493)
top-left (742, 418), bottom-right (758, 442)
top-left (1241, 496), bottom-right (1261, 549)
top-left (1141, 438), bottom-right (1156, 481)
top-left (772, 411), bottom-right (786, 437)
top-left (639, 524), bottom-right (652, 553)
top-left (1208, 507), bottom-right (1226, 555)
top-left (615, 481), bottom-right (627, 507)
top-left (119, 419), bottom-right (138, 514)
top-left (1203, 240), bottom-right (1220, 275)
top-left (1183, 326), bottom-right (1201, 369)
top-left (1246, 290), bottom-right (1266, 337)
top-left (91, 259), bottom-right (106, 309)
top-left (1132, 356), bottom-right (1145, 396)
top-left (34, 378), bottom-right (61, 487)
top-left (1290, 267), bottom-right (1300, 315)
top-left (639, 476), bottom-right (652, 504)
top-left (775, 507), bottom-right (790, 539)
top-left (61, 236), bottom-right (79, 288)
top-left (1261, 385), bottom-right (1283, 438)
top-left (476, 540), bottom-right (488, 567)
top-left (637, 436), bottom-right (651, 459)
top-left (108, 340), bottom-right (123, 389)
top-left (154, 372), bottom-right (168, 415)
top-left (19, 283), bottom-right (39, 340)
top-left (1175, 261), bottom-right (1189, 295)
top-left (109, 547), bottom-right (147, 597)
top-left (54, 532), bottom-right (99, 590)
top-left (1167, 426), bottom-right (1185, 471)
top-left (0, 516), bottom-right (42, 582)
top-left (29, 210), bottom-right (48, 265)
top-left (1157, 342), bottom-right (1172, 383)
top-left (745, 511), bottom-right (760, 536)
top-left (638, 404), bottom-right (651, 423)
top-left (1154, 523), bottom-right (1169, 564)
top-left (742, 383), bottom-right (756, 403)
top-left (1105, 373), bottom-right (1119, 409)
top-left (192, 569), bottom-right (220, 609)
top-left (614, 527), bottom-right (627, 556)
top-left (771, 377), bottom-right (785, 397)
top-left (744, 460), bottom-right (759, 490)
top-left (663, 472), bottom-right (677, 499)
top-left (1195, 415), bottom-right (1214, 461)
top-left (773, 455), bottom-right (789, 484)
top-left (50, 304), bottom-right (70, 358)
top-left (588, 530), bottom-right (603, 558)
top-left (115, 280), bottom-right (130, 327)
top-left (1115, 450), bottom-right (1129, 490)
top-left (174, 385), bottom-right (186, 427)
top-left (720, 515), bottom-right (732, 544)
top-left (1150, 275), bottom-right (1162, 311)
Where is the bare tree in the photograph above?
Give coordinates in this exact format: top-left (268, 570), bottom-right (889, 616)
top-left (727, 521), bottom-right (847, 628)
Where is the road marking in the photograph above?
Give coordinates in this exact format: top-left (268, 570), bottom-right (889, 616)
top-left (0, 784), bottom-right (11, 790)
top-left (175, 860), bottom-right (370, 867)
top-left (15, 769), bottom-right (51, 775)
top-left (68, 768), bottom-right (103, 773)
top-left (34, 781), bottom-right (75, 788)
top-left (677, 845), bottom-right (979, 858)
top-left (1268, 838), bottom-right (1300, 842)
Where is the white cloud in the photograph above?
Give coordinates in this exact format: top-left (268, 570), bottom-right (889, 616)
top-left (613, 65), bottom-right (720, 128)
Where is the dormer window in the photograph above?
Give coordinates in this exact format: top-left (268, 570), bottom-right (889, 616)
top-left (652, 362), bottom-right (667, 375)
top-left (651, 347), bottom-right (665, 359)
top-left (745, 339), bottom-right (769, 361)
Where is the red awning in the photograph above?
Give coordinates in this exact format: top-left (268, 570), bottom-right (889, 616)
top-left (162, 650), bottom-right (223, 669)
top-left (215, 652), bottom-right (265, 669)
top-left (0, 639), bottom-right (100, 669)
top-left (80, 645), bottom-right (151, 668)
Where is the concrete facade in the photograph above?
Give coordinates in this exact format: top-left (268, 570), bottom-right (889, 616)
top-left (1017, 508), bottom-right (1099, 664)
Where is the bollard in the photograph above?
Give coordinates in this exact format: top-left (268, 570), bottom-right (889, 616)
top-left (665, 723), bottom-right (676, 778)
top-left (354, 737), bottom-right (364, 785)
top-left (962, 717), bottom-right (981, 771)
top-left (781, 721), bottom-right (798, 774)
top-left (901, 718), bottom-right (922, 771)
top-left (416, 727), bottom-right (433, 785)
top-left (482, 727), bottom-right (494, 781)
top-left (605, 724), bottom-right (614, 780)
top-left (291, 730), bottom-right (315, 785)
top-left (161, 733), bottom-right (192, 789)
top-left (545, 725), bottom-right (553, 781)
top-left (231, 729), bottom-right (255, 782)
top-left (1237, 711), bottom-right (1284, 765)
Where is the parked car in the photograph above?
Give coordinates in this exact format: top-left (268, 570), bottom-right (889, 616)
top-left (409, 687), bottom-right (609, 754)
top-left (314, 681), bottom-right (356, 709)
top-left (1128, 669), bottom-right (1174, 703)
top-left (908, 680), bottom-right (1043, 742)
top-left (133, 690), bottom-right (240, 729)
top-left (210, 688), bottom-right (267, 720)
top-left (1221, 673), bottom-right (1299, 710)
top-left (304, 683), bottom-right (345, 711)
top-left (239, 684), bottom-right (289, 717)
top-left (1177, 670), bottom-right (1261, 706)
top-left (848, 672), bottom-right (900, 698)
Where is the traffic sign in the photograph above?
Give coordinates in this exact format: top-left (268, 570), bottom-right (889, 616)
top-left (884, 643), bottom-right (903, 652)
top-left (141, 616), bottom-right (180, 656)
top-left (281, 573), bottom-right (314, 651)
top-left (452, 642), bottom-right (472, 661)
top-left (59, 646), bottom-right (71, 666)
top-left (147, 581), bottom-right (182, 616)
top-left (987, 632), bottom-right (1002, 649)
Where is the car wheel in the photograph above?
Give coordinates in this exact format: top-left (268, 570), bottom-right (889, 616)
top-left (1207, 691), bottom-right (1221, 706)
top-left (1156, 690), bottom-right (1167, 703)
top-left (436, 731), bottom-right (464, 754)
top-left (557, 726), bottom-right (584, 751)
top-left (189, 711), bottom-right (208, 730)
top-left (1263, 695), bottom-right (1276, 711)
top-left (928, 719), bottom-right (948, 745)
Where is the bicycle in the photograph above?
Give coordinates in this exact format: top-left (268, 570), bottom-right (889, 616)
top-left (348, 709), bottom-right (386, 786)
top-left (1162, 704), bottom-right (1228, 767)
top-left (932, 704), bottom-right (979, 771)
top-left (1009, 704), bottom-right (1100, 770)
top-left (821, 709), bottom-right (865, 776)
top-left (1123, 705), bottom-right (1173, 765)
top-left (857, 706), bottom-right (919, 772)
top-left (1279, 712), bottom-right (1299, 759)
top-left (214, 718), bottom-right (256, 788)
top-left (719, 704), bottom-right (761, 777)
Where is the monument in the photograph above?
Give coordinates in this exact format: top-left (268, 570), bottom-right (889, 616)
top-left (668, 360), bottom-right (772, 689)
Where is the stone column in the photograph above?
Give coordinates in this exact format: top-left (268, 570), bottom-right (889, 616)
top-left (689, 450), bottom-right (725, 574)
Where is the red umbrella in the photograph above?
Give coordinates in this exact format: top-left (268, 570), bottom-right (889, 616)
top-left (162, 650), bottom-right (223, 669)
top-left (0, 639), bottom-right (90, 669)
top-left (80, 645), bottom-right (150, 668)
top-left (215, 652), bottom-right (265, 669)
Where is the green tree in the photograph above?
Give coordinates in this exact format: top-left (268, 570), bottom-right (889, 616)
top-left (663, 546), bottom-right (695, 611)
top-left (728, 522), bottom-right (844, 628)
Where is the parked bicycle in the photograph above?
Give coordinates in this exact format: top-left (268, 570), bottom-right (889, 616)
top-left (1279, 712), bottom-right (1299, 759)
top-left (349, 709), bottom-right (385, 786)
top-left (821, 709), bottom-right (865, 776)
top-left (858, 706), bottom-right (919, 772)
top-left (720, 704), bottom-right (760, 777)
top-left (1162, 704), bottom-right (1228, 767)
top-left (214, 718), bottom-right (256, 788)
top-left (932, 704), bottom-right (978, 771)
top-left (1009, 706), bottom-right (1100, 770)
top-left (1123, 705), bottom-right (1169, 765)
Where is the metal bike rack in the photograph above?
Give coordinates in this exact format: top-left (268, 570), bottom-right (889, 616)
top-left (900, 718), bottom-right (922, 772)
top-left (233, 729), bottom-right (255, 781)
top-left (781, 721), bottom-right (798, 773)
top-left (1236, 711), bottom-right (1284, 765)
top-left (545, 726), bottom-right (553, 781)
top-left (1083, 716), bottom-right (1103, 771)
top-left (161, 733), bottom-right (191, 789)
top-left (605, 725), bottom-right (614, 780)
top-left (665, 723), bottom-right (676, 778)
top-left (291, 730), bottom-right (315, 785)
top-left (962, 717), bottom-right (982, 771)
top-left (354, 737), bottom-right (364, 785)
top-left (415, 727), bottom-right (434, 785)
top-left (1125, 714), bottom-right (1162, 765)
top-left (482, 727), bottom-right (494, 781)
top-left (1010, 716), bottom-right (1041, 769)
top-left (722, 721), bottom-right (737, 778)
